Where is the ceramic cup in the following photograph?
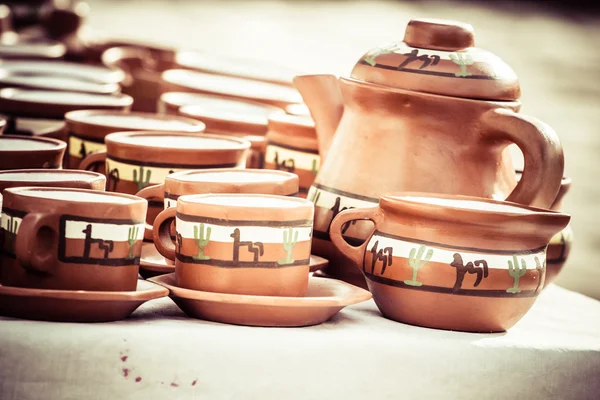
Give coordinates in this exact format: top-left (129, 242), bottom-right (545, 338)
top-left (264, 114), bottom-right (320, 197)
top-left (0, 135), bottom-right (66, 170)
top-left (329, 193), bottom-right (570, 332)
top-left (0, 187), bottom-right (147, 291)
top-left (65, 110), bottom-right (206, 169)
top-left (0, 169), bottom-right (106, 192)
top-left (136, 168), bottom-right (299, 238)
top-left (153, 194), bottom-right (314, 296)
top-left (79, 131), bottom-right (250, 240)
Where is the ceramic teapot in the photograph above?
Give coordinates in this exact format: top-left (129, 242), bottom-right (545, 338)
top-left (295, 18), bottom-right (564, 285)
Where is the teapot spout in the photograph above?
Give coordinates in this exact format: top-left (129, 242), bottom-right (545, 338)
top-left (293, 74), bottom-right (344, 162)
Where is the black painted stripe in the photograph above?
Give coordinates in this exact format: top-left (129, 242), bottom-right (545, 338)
top-left (62, 214), bottom-right (145, 225)
top-left (312, 229), bottom-right (366, 247)
top-left (266, 142), bottom-right (319, 155)
top-left (107, 155), bottom-right (239, 169)
top-left (176, 254), bottom-right (309, 268)
top-left (311, 183), bottom-right (379, 203)
top-left (371, 230), bottom-right (547, 256)
top-left (176, 212), bottom-right (313, 227)
top-left (357, 59), bottom-right (497, 80)
top-left (148, 200), bottom-right (164, 208)
top-left (1, 208), bottom-right (27, 218)
top-left (364, 271), bottom-right (538, 298)
top-left (69, 131), bottom-right (105, 144)
top-left (58, 256), bottom-right (141, 266)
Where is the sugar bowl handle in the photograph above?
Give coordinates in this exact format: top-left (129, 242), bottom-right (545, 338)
top-left (152, 207), bottom-right (177, 261)
top-left (481, 108), bottom-right (564, 209)
top-left (329, 206), bottom-right (382, 269)
top-left (14, 212), bottom-right (59, 274)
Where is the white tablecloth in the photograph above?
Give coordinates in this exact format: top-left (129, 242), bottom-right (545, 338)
top-left (1, 284), bottom-right (599, 400)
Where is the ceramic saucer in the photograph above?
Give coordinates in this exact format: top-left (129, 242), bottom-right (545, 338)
top-left (139, 242), bottom-right (329, 278)
top-left (149, 273), bottom-right (372, 327)
top-left (0, 280), bottom-right (168, 323)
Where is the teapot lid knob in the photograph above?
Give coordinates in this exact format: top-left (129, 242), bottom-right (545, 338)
top-left (404, 18), bottom-right (475, 51)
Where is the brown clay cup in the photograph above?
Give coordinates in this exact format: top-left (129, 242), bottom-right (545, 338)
top-left (153, 194), bottom-right (314, 297)
top-left (0, 169), bottom-right (106, 192)
top-left (264, 114), bottom-right (320, 197)
top-left (136, 168), bottom-right (299, 238)
top-left (1, 187), bottom-right (147, 291)
top-left (329, 193), bottom-right (570, 332)
top-left (66, 110), bottom-right (206, 169)
top-left (0, 135), bottom-right (66, 170)
top-left (79, 131), bottom-right (250, 241)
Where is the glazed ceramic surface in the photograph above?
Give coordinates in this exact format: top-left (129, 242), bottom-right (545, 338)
top-left (0, 279), bottom-right (168, 322)
top-left (0, 73), bottom-right (120, 94)
top-left (161, 69), bottom-right (303, 108)
top-left (0, 88), bottom-right (133, 119)
top-left (0, 60), bottom-right (126, 84)
top-left (0, 135), bottom-right (66, 170)
top-left (0, 169), bottom-right (105, 192)
top-left (150, 273), bottom-right (371, 327)
top-left (329, 193), bottom-right (570, 332)
top-left (264, 113), bottom-right (320, 198)
top-left (295, 19), bottom-right (564, 285)
top-left (153, 194), bottom-right (314, 297)
top-left (0, 187), bottom-right (147, 291)
top-left (66, 109), bottom-right (206, 168)
top-left (178, 96), bottom-right (283, 168)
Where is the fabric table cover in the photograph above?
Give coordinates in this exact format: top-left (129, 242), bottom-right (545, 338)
top-left (1, 284), bottom-right (599, 400)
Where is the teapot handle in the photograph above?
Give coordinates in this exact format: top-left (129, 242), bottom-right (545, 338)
top-left (329, 206), bottom-right (382, 269)
top-left (481, 108), bottom-right (564, 209)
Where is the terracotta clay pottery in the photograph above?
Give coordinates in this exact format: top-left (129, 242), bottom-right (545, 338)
top-left (295, 18), bottom-right (565, 286)
top-left (264, 114), bottom-right (320, 198)
top-left (65, 110), bottom-right (206, 169)
top-left (0, 88), bottom-right (132, 141)
top-left (161, 69), bottom-right (303, 108)
top-left (174, 50), bottom-right (299, 86)
top-left (0, 169), bottom-right (105, 192)
top-left (0, 60), bottom-right (126, 85)
top-left (150, 273), bottom-right (371, 327)
top-left (153, 194), bottom-right (314, 297)
top-left (101, 45), bottom-right (174, 113)
top-left (0, 187), bottom-right (147, 291)
top-left (0, 72), bottom-right (120, 94)
top-left (0, 135), bottom-right (66, 170)
top-left (136, 168), bottom-right (299, 239)
top-left (6, 119), bottom-right (65, 139)
top-left (0, 39), bottom-right (65, 59)
top-left (139, 242), bottom-right (329, 279)
top-left (515, 171), bottom-right (573, 287)
top-left (178, 98), bottom-right (284, 168)
top-left (285, 103), bottom-right (311, 116)
top-left (0, 279), bottom-right (168, 322)
top-left (329, 193), bottom-right (570, 332)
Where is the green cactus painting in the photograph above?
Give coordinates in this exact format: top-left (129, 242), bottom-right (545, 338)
top-left (309, 189), bottom-right (321, 206)
top-left (127, 226), bottom-right (139, 259)
top-left (311, 159), bottom-right (319, 177)
top-left (278, 227), bottom-right (299, 265)
top-left (132, 166), bottom-right (152, 191)
top-left (192, 223), bottom-right (211, 260)
top-left (534, 256), bottom-right (545, 293)
top-left (364, 43), bottom-right (401, 66)
top-left (4, 215), bottom-right (19, 251)
top-left (506, 255), bottom-right (527, 293)
top-left (404, 245), bottom-right (433, 287)
top-left (449, 52), bottom-right (474, 77)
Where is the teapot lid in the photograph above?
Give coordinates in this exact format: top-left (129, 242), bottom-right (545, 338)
top-left (350, 19), bottom-right (520, 101)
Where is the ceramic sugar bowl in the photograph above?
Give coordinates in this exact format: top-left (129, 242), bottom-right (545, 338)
top-left (329, 193), bottom-right (570, 332)
top-left (297, 18), bottom-right (565, 286)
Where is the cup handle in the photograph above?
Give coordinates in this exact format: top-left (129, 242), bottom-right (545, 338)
top-left (136, 184), bottom-right (165, 241)
top-left (329, 206), bottom-right (382, 270)
top-left (78, 150), bottom-right (107, 172)
top-left (481, 108), bottom-right (564, 209)
top-left (14, 213), bottom-right (60, 274)
top-left (152, 207), bottom-right (177, 261)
